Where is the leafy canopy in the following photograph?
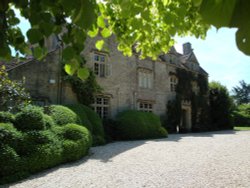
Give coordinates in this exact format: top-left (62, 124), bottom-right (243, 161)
top-left (0, 0), bottom-right (249, 78)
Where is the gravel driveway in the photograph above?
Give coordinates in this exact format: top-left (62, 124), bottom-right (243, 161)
top-left (6, 131), bottom-right (250, 188)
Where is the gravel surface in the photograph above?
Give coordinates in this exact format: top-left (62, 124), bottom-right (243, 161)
top-left (5, 130), bottom-right (250, 188)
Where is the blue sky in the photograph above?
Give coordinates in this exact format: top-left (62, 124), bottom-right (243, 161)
top-left (17, 10), bottom-right (250, 91)
top-left (175, 28), bottom-right (250, 91)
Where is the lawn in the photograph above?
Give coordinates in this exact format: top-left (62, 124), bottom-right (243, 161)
top-left (234, 126), bottom-right (250, 131)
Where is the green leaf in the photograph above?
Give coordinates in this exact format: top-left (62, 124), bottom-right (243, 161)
top-left (64, 59), bottom-right (79, 76)
top-left (236, 28), bottom-right (250, 55)
top-left (97, 15), bottom-right (105, 28)
top-left (62, 47), bottom-right (75, 60)
top-left (199, 0), bottom-right (236, 28)
top-left (95, 40), bottom-right (104, 50)
top-left (77, 67), bottom-right (90, 80)
top-left (27, 28), bottom-right (44, 44)
top-left (73, 0), bottom-right (97, 29)
top-left (192, 0), bottom-right (203, 7)
top-left (88, 27), bottom-right (99, 38)
top-left (33, 46), bottom-right (45, 60)
top-left (101, 28), bottom-right (111, 38)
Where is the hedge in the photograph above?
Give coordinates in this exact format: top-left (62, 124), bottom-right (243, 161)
top-left (45, 105), bottom-right (81, 126)
top-left (67, 104), bottom-right (105, 146)
top-left (0, 111), bottom-right (15, 123)
top-left (14, 106), bottom-right (45, 131)
top-left (116, 110), bottom-right (168, 140)
top-left (0, 108), bottom-right (92, 185)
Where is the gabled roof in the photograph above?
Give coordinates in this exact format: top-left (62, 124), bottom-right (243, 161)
top-left (0, 58), bottom-right (35, 72)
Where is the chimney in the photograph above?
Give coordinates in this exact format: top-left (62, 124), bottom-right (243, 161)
top-left (183, 42), bottom-right (192, 55)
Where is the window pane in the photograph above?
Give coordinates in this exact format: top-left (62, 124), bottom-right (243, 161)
top-left (94, 55), bottom-right (99, 61)
top-left (100, 64), bottom-right (105, 77)
top-left (96, 97), bottom-right (102, 104)
top-left (103, 98), bottom-right (109, 105)
top-left (94, 63), bottom-right (99, 75)
top-left (100, 56), bottom-right (105, 62)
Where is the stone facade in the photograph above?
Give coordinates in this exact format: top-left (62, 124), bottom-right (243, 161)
top-left (3, 36), bottom-right (208, 131)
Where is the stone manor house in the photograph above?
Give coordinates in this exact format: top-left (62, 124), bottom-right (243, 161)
top-left (2, 36), bottom-right (208, 131)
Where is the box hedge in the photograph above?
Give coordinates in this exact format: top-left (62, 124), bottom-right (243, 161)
top-left (14, 106), bottom-right (45, 131)
top-left (45, 105), bottom-right (81, 126)
top-left (0, 108), bottom-right (92, 185)
top-left (116, 110), bottom-right (168, 140)
top-left (66, 104), bottom-right (105, 146)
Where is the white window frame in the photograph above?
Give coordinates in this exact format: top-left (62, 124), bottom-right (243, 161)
top-left (138, 101), bottom-right (153, 113)
top-left (138, 69), bottom-right (153, 89)
top-left (93, 53), bottom-right (112, 78)
top-left (92, 96), bottom-right (110, 119)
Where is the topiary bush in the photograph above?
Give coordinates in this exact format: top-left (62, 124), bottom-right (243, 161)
top-left (43, 114), bottom-right (55, 129)
top-left (45, 105), bottom-right (81, 126)
top-left (14, 105), bottom-right (45, 131)
top-left (0, 111), bottom-right (15, 123)
top-left (80, 105), bottom-right (105, 145)
top-left (60, 123), bottom-right (92, 162)
top-left (0, 123), bottom-right (22, 150)
top-left (0, 145), bottom-right (22, 178)
top-left (66, 104), bottom-right (105, 146)
top-left (116, 110), bottom-right (168, 140)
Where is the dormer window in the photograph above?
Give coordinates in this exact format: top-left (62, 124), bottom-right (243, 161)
top-left (93, 53), bottom-right (111, 77)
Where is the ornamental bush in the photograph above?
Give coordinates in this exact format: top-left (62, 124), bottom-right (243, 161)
top-left (67, 104), bottom-right (105, 146)
top-left (60, 124), bottom-right (92, 162)
top-left (66, 104), bottom-right (93, 132)
top-left (0, 145), bottom-right (22, 178)
top-left (43, 114), bottom-right (55, 129)
top-left (0, 111), bottom-right (15, 123)
top-left (116, 110), bottom-right (168, 140)
top-left (0, 123), bottom-right (22, 150)
top-left (45, 105), bottom-right (81, 126)
top-left (14, 105), bottom-right (45, 131)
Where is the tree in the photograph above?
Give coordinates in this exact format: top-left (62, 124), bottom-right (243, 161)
top-left (232, 80), bottom-right (250, 105)
top-left (0, 66), bottom-right (30, 112)
top-left (209, 81), bottom-right (234, 130)
top-left (0, 0), bottom-right (249, 78)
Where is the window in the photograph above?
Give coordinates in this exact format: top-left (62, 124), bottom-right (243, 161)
top-left (92, 96), bottom-right (110, 119)
top-left (170, 76), bottom-right (178, 92)
top-left (138, 69), bottom-right (153, 89)
top-left (93, 53), bottom-right (111, 77)
top-left (192, 81), bottom-right (199, 95)
top-left (138, 101), bottom-right (153, 112)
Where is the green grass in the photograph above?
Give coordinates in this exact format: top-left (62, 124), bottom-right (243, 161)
top-left (234, 126), bottom-right (250, 131)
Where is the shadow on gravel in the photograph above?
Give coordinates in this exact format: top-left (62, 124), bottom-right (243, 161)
top-left (6, 130), bottom-right (237, 187)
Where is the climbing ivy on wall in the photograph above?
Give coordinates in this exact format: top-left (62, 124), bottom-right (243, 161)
top-left (164, 68), bottom-right (210, 133)
top-left (64, 70), bottom-right (101, 106)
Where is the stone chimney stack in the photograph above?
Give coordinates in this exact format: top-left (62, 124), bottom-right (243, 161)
top-left (183, 42), bottom-right (192, 55)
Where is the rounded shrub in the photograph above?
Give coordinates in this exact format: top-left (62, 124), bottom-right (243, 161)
top-left (60, 124), bottom-right (92, 162)
top-left (116, 110), bottom-right (168, 140)
top-left (0, 111), bottom-right (15, 123)
top-left (67, 104), bottom-right (105, 146)
top-left (18, 130), bottom-right (60, 156)
top-left (14, 105), bottom-right (45, 131)
top-left (25, 141), bottom-right (63, 173)
top-left (66, 104), bottom-right (93, 132)
top-left (43, 114), bottom-right (55, 129)
top-left (0, 145), bottom-right (21, 178)
top-left (45, 105), bottom-right (81, 126)
top-left (81, 105), bottom-right (105, 145)
top-left (0, 123), bottom-right (22, 150)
